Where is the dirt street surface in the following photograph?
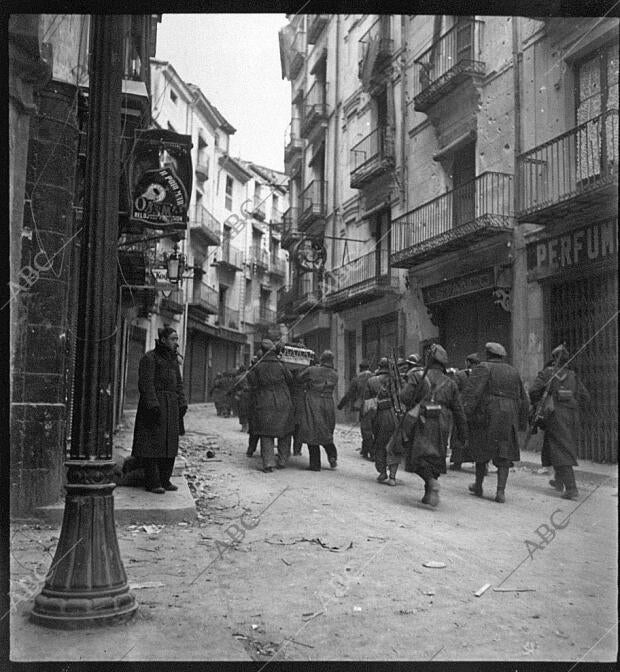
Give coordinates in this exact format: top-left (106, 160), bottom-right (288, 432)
top-left (10, 403), bottom-right (618, 663)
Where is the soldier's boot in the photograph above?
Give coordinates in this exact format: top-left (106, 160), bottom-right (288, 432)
top-left (560, 466), bottom-right (579, 500)
top-left (495, 465), bottom-right (509, 503)
top-left (469, 462), bottom-right (486, 497)
top-left (427, 479), bottom-right (440, 507)
top-left (387, 465), bottom-right (398, 486)
top-left (421, 481), bottom-right (431, 504)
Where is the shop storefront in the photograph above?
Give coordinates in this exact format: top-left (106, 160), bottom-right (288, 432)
top-left (526, 217), bottom-right (618, 463)
top-left (422, 265), bottom-right (513, 368)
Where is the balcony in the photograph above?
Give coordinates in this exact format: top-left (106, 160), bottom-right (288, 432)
top-left (517, 109), bottom-right (618, 225)
top-left (284, 120), bottom-right (304, 175)
top-left (324, 250), bottom-right (399, 311)
top-left (301, 81), bottom-right (328, 139)
top-left (413, 19), bottom-right (485, 113)
top-left (258, 305), bottom-right (277, 325)
top-left (195, 158), bottom-right (209, 182)
top-left (307, 14), bottom-right (329, 44)
top-left (299, 180), bottom-right (327, 230)
top-left (358, 17), bottom-right (393, 92)
top-left (213, 243), bottom-right (244, 271)
top-left (190, 204), bottom-right (221, 247)
top-left (249, 245), bottom-right (269, 270)
top-left (188, 281), bottom-right (218, 319)
top-left (282, 206), bottom-right (299, 248)
top-left (391, 172), bottom-right (514, 268)
top-left (159, 288), bottom-right (185, 315)
top-left (269, 256), bottom-right (287, 278)
top-left (277, 285), bottom-right (297, 321)
top-left (252, 199), bottom-right (266, 221)
top-left (216, 306), bottom-right (240, 331)
top-left (350, 127), bottom-right (395, 189)
top-left (290, 30), bottom-right (306, 80)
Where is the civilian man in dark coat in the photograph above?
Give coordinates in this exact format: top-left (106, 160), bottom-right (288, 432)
top-left (246, 339), bottom-right (294, 472)
top-left (364, 358), bottom-right (397, 482)
top-left (399, 344), bottom-right (468, 506)
top-left (449, 352), bottom-right (480, 470)
top-left (298, 350), bottom-right (339, 470)
top-left (131, 327), bottom-right (187, 494)
top-left (337, 359), bottom-right (374, 459)
top-left (529, 344), bottom-right (590, 500)
top-left (462, 342), bottom-right (528, 503)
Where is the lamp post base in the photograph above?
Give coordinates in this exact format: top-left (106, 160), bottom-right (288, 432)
top-left (30, 461), bottom-right (137, 629)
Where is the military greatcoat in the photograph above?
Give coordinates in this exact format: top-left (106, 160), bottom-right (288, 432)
top-left (529, 365), bottom-right (590, 467)
top-left (462, 359), bottom-right (528, 464)
top-left (297, 364), bottom-right (339, 445)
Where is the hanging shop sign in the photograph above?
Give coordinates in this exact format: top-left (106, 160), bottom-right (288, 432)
top-left (129, 129), bottom-right (193, 229)
top-left (422, 268), bottom-right (496, 305)
top-left (526, 218), bottom-right (618, 280)
top-left (293, 237), bottom-right (327, 272)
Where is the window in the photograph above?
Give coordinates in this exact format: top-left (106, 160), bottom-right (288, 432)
top-left (170, 89), bottom-right (178, 104)
top-left (225, 175), bottom-right (234, 211)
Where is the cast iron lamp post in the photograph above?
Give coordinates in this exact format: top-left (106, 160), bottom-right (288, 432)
top-left (31, 15), bottom-right (137, 628)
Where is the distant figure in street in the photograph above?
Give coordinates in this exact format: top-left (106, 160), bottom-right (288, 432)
top-left (233, 365), bottom-right (249, 433)
top-left (210, 372), bottom-right (229, 417)
top-left (529, 344), bottom-right (590, 500)
top-left (462, 342), bottom-right (528, 503)
top-left (398, 344), bottom-right (468, 507)
top-left (298, 350), bottom-right (339, 471)
top-left (449, 352), bottom-right (480, 471)
top-left (246, 339), bottom-right (294, 472)
top-left (364, 357), bottom-right (397, 482)
top-left (337, 359), bottom-right (374, 459)
top-left (131, 327), bottom-right (187, 494)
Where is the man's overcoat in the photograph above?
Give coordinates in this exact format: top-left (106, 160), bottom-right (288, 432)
top-left (297, 364), bottom-right (339, 445)
top-left (132, 343), bottom-right (187, 459)
top-left (246, 351), bottom-right (294, 437)
top-left (529, 366), bottom-right (590, 467)
top-left (462, 359), bottom-right (528, 463)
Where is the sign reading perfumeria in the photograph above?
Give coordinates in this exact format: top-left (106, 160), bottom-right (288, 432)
top-left (526, 218), bottom-right (618, 280)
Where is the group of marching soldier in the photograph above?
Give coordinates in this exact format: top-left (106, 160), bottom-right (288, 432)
top-left (223, 336), bottom-right (591, 508)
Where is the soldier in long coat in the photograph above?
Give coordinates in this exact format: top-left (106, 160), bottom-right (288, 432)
top-left (337, 359), bottom-right (374, 459)
top-left (245, 356), bottom-right (260, 457)
top-left (449, 352), bottom-right (480, 470)
top-left (298, 351), bottom-right (339, 470)
top-left (210, 372), bottom-right (229, 416)
top-left (529, 344), bottom-right (590, 500)
top-left (363, 358), bottom-right (397, 482)
top-left (398, 344), bottom-right (468, 506)
top-left (462, 342), bottom-right (528, 503)
top-left (246, 339), bottom-right (294, 472)
top-left (132, 327), bottom-right (187, 493)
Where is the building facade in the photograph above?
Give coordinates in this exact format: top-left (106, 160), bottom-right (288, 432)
top-left (278, 14), bottom-right (618, 461)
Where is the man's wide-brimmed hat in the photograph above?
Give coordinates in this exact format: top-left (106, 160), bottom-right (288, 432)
top-left (407, 353), bottom-right (421, 366)
top-left (376, 357), bottom-right (390, 372)
top-left (466, 352), bottom-right (480, 365)
top-left (485, 342), bottom-right (507, 357)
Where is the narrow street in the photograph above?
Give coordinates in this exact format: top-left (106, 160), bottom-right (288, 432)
top-left (11, 403), bottom-right (618, 663)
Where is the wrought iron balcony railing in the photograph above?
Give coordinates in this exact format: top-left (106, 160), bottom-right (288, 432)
top-left (517, 109), bottom-right (618, 224)
top-left (358, 16), bottom-right (393, 88)
top-left (391, 171), bottom-right (514, 268)
top-left (282, 206), bottom-right (299, 247)
top-left (217, 306), bottom-right (240, 330)
top-left (259, 305), bottom-right (277, 324)
top-left (350, 126), bottom-right (395, 188)
top-left (191, 203), bottom-right (221, 247)
top-left (413, 19), bottom-right (485, 113)
top-left (195, 158), bottom-right (209, 182)
top-left (253, 199), bottom-right (266, 221)
top-left (324, 250), bottom-right (398, 309)
top-left (307, 14), bottom-right (329, 44)
top-left (290, 29), bottom-right (306, 80)
top-left (299, 180), bottom-right (327, 228)
top-left (301, 81), bottom-right (328, 138)
top-left (189, 281), bottom-right (219, 316)
top-left (270, 256), bottom-right (287, 277)
top-left (249, 245), bottom-right (269, 269)
top-left (284, 119), bottom-right (304, 173)
top-left (215, 243), bottom-right (244, 271)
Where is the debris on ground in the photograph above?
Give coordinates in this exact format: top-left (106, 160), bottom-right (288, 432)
top-left (129, 581), bottom-right (165, 590)
top-left (475, 583), bottom-right (492, 597)
top-left (422, 561), bottom-right (446, 569)
top-left (264, 536), bottom-right (353, 552)
top-left (142, 525), bottom-right (163, 535)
